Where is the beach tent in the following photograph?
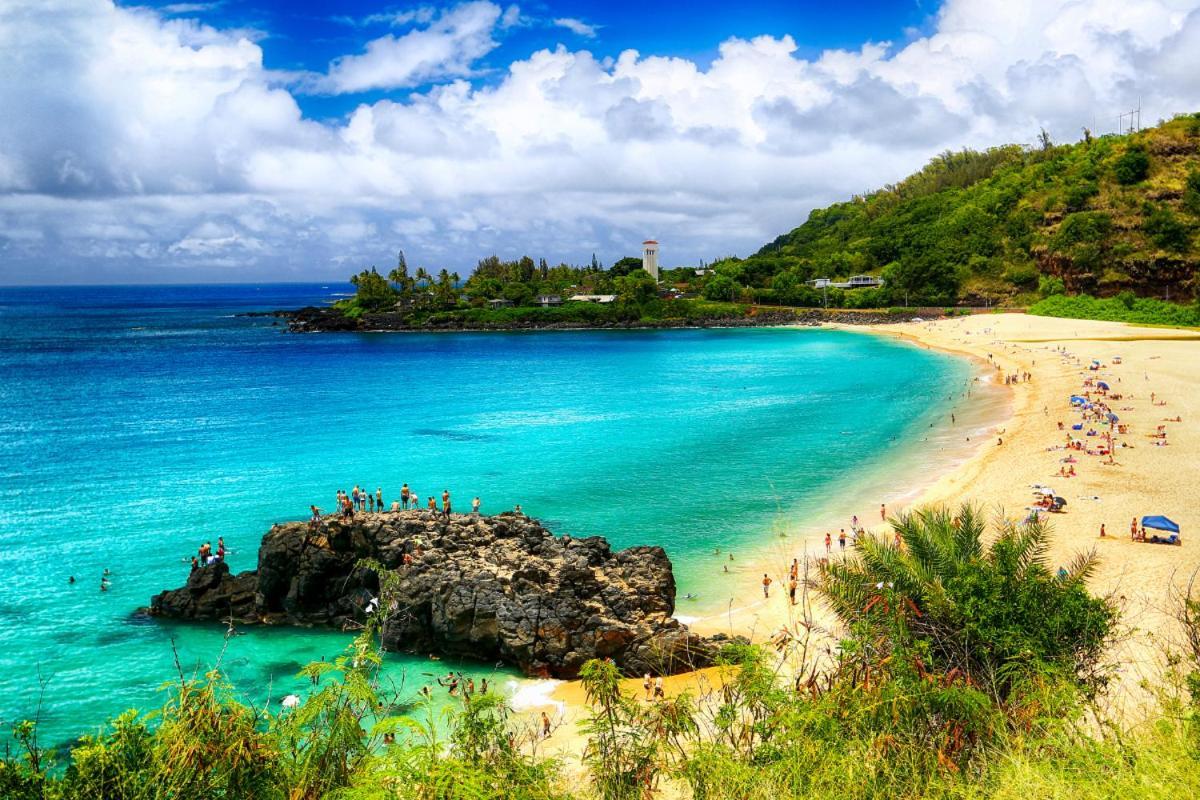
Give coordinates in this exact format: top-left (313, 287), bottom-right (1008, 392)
top-left (1141, 516), bottom-right (1180, 533)
top-left (1070, 395), bottom-right (1087, 405)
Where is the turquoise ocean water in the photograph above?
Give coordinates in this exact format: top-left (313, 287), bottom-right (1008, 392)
top-left (0, 284), bottom-right (989, 748)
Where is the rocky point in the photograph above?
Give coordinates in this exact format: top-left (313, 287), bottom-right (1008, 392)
top-left (147, 510), bottom-right (733, 678)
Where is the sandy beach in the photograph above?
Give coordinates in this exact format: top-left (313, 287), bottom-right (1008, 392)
top-left (529, 312), bottom-right (1200, 758)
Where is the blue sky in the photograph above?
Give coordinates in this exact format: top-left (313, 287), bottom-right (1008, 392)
top-left (1, 0), bottom-right (1198, 283)
top-left (143, 0), bottom-right (936, 120)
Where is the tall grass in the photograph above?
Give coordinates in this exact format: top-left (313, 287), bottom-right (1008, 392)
top-left (3, 505), bottom-right (1199, 799)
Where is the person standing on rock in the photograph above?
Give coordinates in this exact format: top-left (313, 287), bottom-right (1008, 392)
top-left (427, 496), bottom-right (437, 514)
top-left (472, 496), bottom-right (480, 515)
top-left (376, 487), bottom-right (383, 512)
top-left (442, 490), bottom-right (451, 519)
top-left (352, 486), bottom-right (360, 511)
top-left (401, 483), bottom-right (410, 509)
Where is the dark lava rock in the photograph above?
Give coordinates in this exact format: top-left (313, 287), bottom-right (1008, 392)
top-left (147, 511), bottom-right (731, 678)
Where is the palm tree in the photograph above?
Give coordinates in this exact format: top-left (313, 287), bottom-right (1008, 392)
top-left (815, 504), bottom-right (1108, 698)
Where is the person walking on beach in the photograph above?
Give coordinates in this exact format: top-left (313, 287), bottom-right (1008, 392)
top-left (838, 530), bottom-right (846, 551)
top-left (789, 558), bottom-right (799, 581)
top-left (643, 673), bottom-right (652, 700)
top-left (654, 676), bottom-right (664, 699)
top-left (824, 532), bottom-right (832, 555)
top-left (762, 573), bottom-right (772, 598)
top-left (880, 503), bottom-right (887, 521)
top-left (401, 483), bottom-right (410, 509)
top-left (788, 577), bottom-right (798, 605)
top-left (1099, 523), bottom-right (1106, 538)
top-left (541, 711), bottom-right (552, 738)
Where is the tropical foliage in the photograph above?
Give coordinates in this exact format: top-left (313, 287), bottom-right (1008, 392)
top-left (709, 113), bottom-right (1200, 307)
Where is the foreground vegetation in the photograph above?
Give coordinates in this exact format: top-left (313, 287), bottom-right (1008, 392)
top-left (8, 505), bottom-right (1197, 799)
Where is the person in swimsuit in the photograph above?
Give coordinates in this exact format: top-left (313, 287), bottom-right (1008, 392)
top-left (761, 573), bottom-right (772, 598)
top-left (824, 533), bottom-right (832, 554)
top-left (442, 490), bottom-right (451, 519)
top-left (376, 488), bottom-right (383, 511)
top-left (472, 496), bottom-right (481, 514)
top-left (401, 484), bottom-right (410, 509)
top-left (788, 577), bottom-right (798, 605)
top-left (428, 496), bottom-right (437, 513)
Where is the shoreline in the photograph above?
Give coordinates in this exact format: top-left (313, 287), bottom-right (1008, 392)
top-left (678, 322), bottom-right (1013, 638)
top-left (528, 318), bottom-right (1016, 754)
top-left (533, 312), bottom-right (1200, 756)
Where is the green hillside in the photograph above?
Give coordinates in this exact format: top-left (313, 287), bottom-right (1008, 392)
top-left (716, 113), bottom-right (1200, 308)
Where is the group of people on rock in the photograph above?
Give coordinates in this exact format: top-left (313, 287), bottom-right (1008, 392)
top-left (312, 485), bottom-right (485, 525)
top-left (190, 538), bottom-right (225, 571)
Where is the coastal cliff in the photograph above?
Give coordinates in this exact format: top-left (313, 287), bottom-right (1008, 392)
top-left (148, 511), bottom-right (732, 678)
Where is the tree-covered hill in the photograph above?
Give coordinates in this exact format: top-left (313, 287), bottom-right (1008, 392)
top-left (714, 113), bottom-right (1200, 307)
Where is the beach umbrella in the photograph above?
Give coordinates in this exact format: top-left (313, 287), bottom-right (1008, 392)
top-left (1107, 413), bottom-right (1119, 423)
top-left (1097, 381), bottom-right (1110, 390)
top-left (1141, 516), bottom-right (1180, 533)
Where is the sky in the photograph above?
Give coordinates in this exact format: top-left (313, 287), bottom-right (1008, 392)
top-left (1, 1), bottom-right (1200, 284)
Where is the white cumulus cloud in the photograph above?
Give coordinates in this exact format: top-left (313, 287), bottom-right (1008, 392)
top-left (1, 0), bottom-right (1200, 283)
top-left (553, 17), bottom-right (598, 38)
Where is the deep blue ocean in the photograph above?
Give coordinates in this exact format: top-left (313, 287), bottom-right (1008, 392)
top-left (0, 283), bottom-right (983, 748)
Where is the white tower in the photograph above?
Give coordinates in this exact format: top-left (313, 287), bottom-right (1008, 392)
top-left (642, 240), bottom-right (659, 281)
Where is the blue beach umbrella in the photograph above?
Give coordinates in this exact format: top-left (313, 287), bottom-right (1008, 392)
top-left (1141, 516), bottom-right (1180, 533)
top-left (1097, 381), bottom-right (1110, 390)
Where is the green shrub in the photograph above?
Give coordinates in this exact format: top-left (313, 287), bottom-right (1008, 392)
top-left (1185, 169), bottom-right (1200, 216)
top-left (1112, 145), bottom-right (1150, 185)
top-left (1038, 275), bottom-right (1066, 297)
top-left (1048, 212), bottom-right (1113, 270)
top-left (1143, 203), bottom-right (1192, 252)
top-left (1030, 293), bottom-right (1200, 327)
top-left (1063, 181), bottom-right (1099, 211)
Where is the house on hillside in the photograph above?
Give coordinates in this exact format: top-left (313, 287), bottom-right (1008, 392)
top-left (568, 294), bottom-right (617, 304)
top-left (535, 294), bottom-right (563, 307)
top-left (807, 275), bottom-right (885, 289)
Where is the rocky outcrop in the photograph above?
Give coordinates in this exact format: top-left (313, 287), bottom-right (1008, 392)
top-left (148, 511), bottom-right (734, 678)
